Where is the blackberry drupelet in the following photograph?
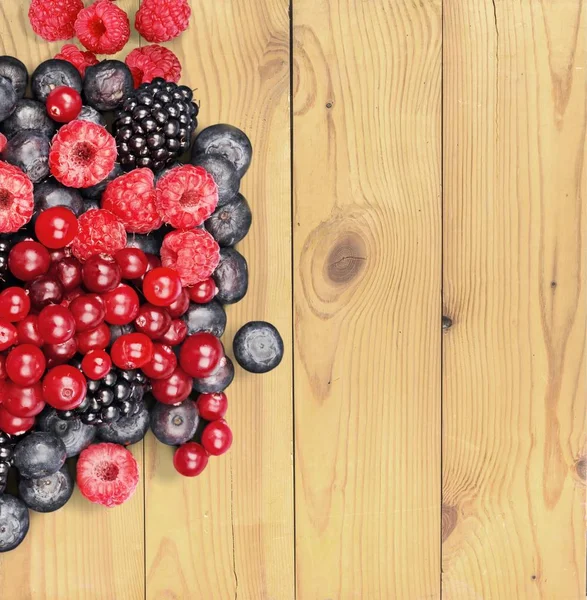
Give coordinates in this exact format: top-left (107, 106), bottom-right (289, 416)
top-left (112, 78), bottom-right (198, 173)
top-left (0, 431), bottom-right (15, 494)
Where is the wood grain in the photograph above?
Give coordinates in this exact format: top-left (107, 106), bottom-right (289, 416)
top-left (442, 0), bottom-right (586, 598)
top-left (143, 1), bottom-right (294, 599)
top-left (293, 0), bottom-right (442, 598)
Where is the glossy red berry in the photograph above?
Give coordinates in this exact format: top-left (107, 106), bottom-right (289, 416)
top-left (0, 406), bottom-right (34, 435)
top-left (81, 349), bottom-right (112, 380)
top-left (188, 278), bottom-right (217, 304)
top-left (61, 287), bottom-right (84, 307)
top-left (34, 206), bottom-right (79, 249)
top-left (141, 343), bottom-right (177, 380)
top-left (166, 288), bottom-right (189, 318)
top-left (151, 367), bottom-right (192, 404)
top-left (75, 322), bottom-right (111, 354)
top-left (114, 248), bottom-right (149, 280)
top-left (173, 442), bottom-right (209, 477)
top-left (8, 241), bottom-right (51, 281)
top-left (201, 420), bottom-right (233, 456)
top-left (26, 275), bottom-right (64, 309)
top-left (142, 267), bottom-right (182, 307)
top-left (134, 304), bottom-right (171, 339)
top-left (0, 355), bottom-right (6, 380)
top-left (6, 344), bottom-right (46, 386)
top-left (82, 255), bottom-right (121, 293)
top-left (157, 318), bottom-right (187, 346)
top-left (69, 294), bottom-right (105, 332)
top-left (101, 284), bottom-right (140, 325)
top-left (0, 287), bottom-right (30, 322)
top-left (0, 319), bottom-right (18, 351)
top-left (42, 365), bottom-right (87, 410)
top-left (43, 337), bottom-right (78, 365)
top-left (49, 249), bottom-right (67, 264)
top-left (16, 315), bottom-right (43, 347)
top-left (111, 333), bottom-right (154, 369)
top-left (46, 86), bottom-right (83, 123)
top-left (38, 305), bottom-right (76, 344)
top-left (179, 333), bottom-right (224, 379)
top-left (4, 382), bottom-right (45, 418)
top-left (197, 392), bottom-right (228, 421)
top-left (49, 256), bottom-right (83, 291)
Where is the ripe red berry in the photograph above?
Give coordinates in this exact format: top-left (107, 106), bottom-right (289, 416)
top-left (81, 349), bottom-right (112, 380)
top-left (0, 162), bottom-right (34, 234)
top-left (166, 288), bottom-right (190, 318)
top-left (135, 0), bottom-right (190, 44)
top-left (45, 86), bottom-right (83, 123)
top-left (142, 267), bottom-right (182, 307)
top-left (71, 209), bottom-right (126, 261)
top-left (75, 0), bottom-right (131, 55)
top-left (38, 305), bottom-right (76, 344)
top-left (173, 442), bottom-right (208, 477)
top-left (187, 278), bottom-right (217, 304)
top-left (0, 406), bottom-right (34, 435)
top-left (0, 319), bottom-right (18, 351)
top-left (82, 255), bottom-right (121, 293)
top-left (111, 333), bottom-right (153, 369)
top-left (141, 343), bottom-right (176, 380)
top-left (16, 315), bottom-right (43, 347)
top-left (54, 44), bottom-right (98, 77)
top-left (28, 0), bottom-right (83, 42)
top-left (125, 45), bottom-right (182, 87)
top-left (6, 344), bottom-right (46, 386)
top-left (134, 304), bottom-right (171, 339)
top-left (43, 337), bottom-right (78, 365)
top-left (26, 275), bottom-right (64, 310)
top-left (179, 333), bottom-right (224, 379)
top-left (0, 287), bottom-right (31, 322)
top-left (69, 294), bottom-right (105, 332)
top-left (42, 365), bottom-right (87, 410)
top-left (8, 241), bottom-right (51, 281)
top-left (201, 420), bottom-right (233, 456)
top-left (49, 256), bottom-right (83, 291)
top-left (115, 248), bottom-right (149, 280)
top-left (4, 382), bottom-right (45, 418)
top-left (35, 206), bottom-right (79, 248)
top-left (157, 318), bottom-right (187, 346)
top-left (101, 284), bottom-right (140, 325)
top-left (61, 287), bottom-right (84, 308)
top-left (0, 355), bottom-right (6, 380)
top-left (151, 367), bottom-right (192, 404)
top-left (197, 392), bottom-right (228, 421)
top-left (75, 322), bottom-right (110, 354)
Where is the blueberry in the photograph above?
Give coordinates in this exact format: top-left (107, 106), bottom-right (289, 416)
top-left (182, 300), bottom-right (227, 337)
top-left (0, 99), bottom-right (57, 139)
top-left (81, 163), bottom-right (124, 201)
top-left (205, 194), bottom-right (252, 247)
top-left (0, 76), bottom-right (17, 123)
top-left (150, 399), bottom-right (199, 446)
top-left (0, 56), bottom-right (28, 99)
top-left (0, 494), bottom-right (29, 552)
top-left (84, 60), bottom-right (134, 111)
top-left (191, 153), bottom-right (240, 206)
top-left (31, 59), bottom-right (82, 102)
top-left (125, 228), bottom-right (170, 255)
top-left (77, 105), bottom-right (107, 127)
top-left (108, 323), bottom-right (135, 347)
top-left (33, 180), bottom-right (84, 222)
top-left (2, 130), bottom-right (50, 183)
top-left (193, 356), bottom-right (235, 393)
top-left (192, 124), bottom-right (252, 178)
top-left (18, 466), bottom-right (74, 513)
top-left (213, 248), bottom-right (248, 304)
top-left (37, 409), bottom-right (96, 458)
top-left (82, 197), bottom-right (100, 212)
top-left (233, 321), bottom-right (284, 374)
top-left (13, 432), bottom-right (67, 479)
top-left (97, 403), bottom-right (150, 445)
top-left (154, 161), bottom-right (182, 184)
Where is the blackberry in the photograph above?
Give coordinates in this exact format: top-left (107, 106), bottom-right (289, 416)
top-left (113, 78), bottom-right (198, 173)
top-left (0, 431), bottom-right (16, 495)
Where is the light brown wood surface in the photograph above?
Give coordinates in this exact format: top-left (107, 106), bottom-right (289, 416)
top-left (0, 0), bottom-right (585, 598)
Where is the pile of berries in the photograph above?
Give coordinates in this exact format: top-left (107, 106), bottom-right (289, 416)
top-left (0, 0), bottom-right (285, 554)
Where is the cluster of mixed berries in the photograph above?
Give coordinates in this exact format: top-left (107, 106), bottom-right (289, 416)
top-left (0, 0), bottom-right (284, 554)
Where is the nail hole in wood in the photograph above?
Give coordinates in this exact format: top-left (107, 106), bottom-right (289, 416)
top-left (550, 281), bottom-right (557, 288)
top-left (531, 575), bottom-right (537, 581)
top-left (442, 316), bottom-right (453, 330)
top-left (325, 102), bottom-right (333, 108)
top-left (575, 457), bottom-right (586, 481)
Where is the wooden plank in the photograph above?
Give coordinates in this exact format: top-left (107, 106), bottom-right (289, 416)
top-left (293, 0), bottom-right (442, 597)
top-left (144, 1), bottom-right (294, 599)
top-left (0, 3), bottom-right (145, 599)
top-left (442, 0), bottom-right (586, 597)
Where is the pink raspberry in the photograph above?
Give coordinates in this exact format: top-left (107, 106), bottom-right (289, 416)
top-left (71, 209), bottom-right (127, 262)
top-left (156, 165), bottom-right (219, 229)
top-left (0, 133), bottom-right (7, 154)
top-left (28, 0), bottom-right (83, 42)
top-left (135, 0), bottom-right (191, 43)
top-left (0, 161), bottom-right (34, 233)
top-left (74, 0), bottom-right (130, 55)
top-left (49, 120), bottom-right (117, 189)
top-left (125, 45), bottom-right (182, 87)
top-left (161, 229), bottom-right (220, 286)
top-left (102, 168), bottom-right (162, 234)
top-left (54, 44), bottom-right (98, 77)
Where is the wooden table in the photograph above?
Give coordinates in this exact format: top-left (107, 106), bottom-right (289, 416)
top-left (0, 1), bottom-right (585, 598)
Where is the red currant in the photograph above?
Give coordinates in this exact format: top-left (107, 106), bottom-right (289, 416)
top-left (0, 406), bottom-right (34, 435)
top-left (6, 343), bottom-right (46, 386)
top-left (111, 332), bottom-right (153, 369)
top-left (49, 256), bottom-right (83, 291)
top-left (46, 86), bottom-right (83, 123)
top-left (0, 319), bottom-right (18, 351)
top-left (157, 319), bottom-right (187, 346)
top-left (75, 322), bottom-right (111, 354)
top-left (142, 267), bottom-right (182, 307)
top-left (141, 343), bottom-right (177, 380)
top-left (115, 248), bottom-right (149, 280)
top-left (134, 304), bottom-right (171, 339)
top-left (0, 287), bottom-right (30, 322)
top-left (197, 392), bottom-right (228, 421)
top-left (82, 255), bottom-right (121, 293)
top-left (151, 367), bottom-right (192, 404)
top-left (38, 305), bottom-right (76, 344)
top-left (81, 349), bottom-right (112, 380)
top-left (201, 420), bottom-right (233, 456)
top-left (34, 206), bottom-right (79, 249)
top-left (42, 365), bottom-right (87, 410)
top-left (43, 337), bottom-right (78, 365)
top-left (4, 382), bottom-right (45, 418)
top-left (0, 355), bottom-right (6, 380)
top-left (188, 278), bottom-right (217, 304)
top-left (179, 333), bottom-right (224, 379)
top-left (173, 442), bottom-right (209, 477)
top-left (166, 288), bottom-right (190, 318)
top-left (69, 294), bottom-right (105, 332)
top-left (101, 284), bottom-right (140, 325)
top-left (8, 241), bottom-right (51, 281)
top-left (26, 275), bottom-right (64, 310)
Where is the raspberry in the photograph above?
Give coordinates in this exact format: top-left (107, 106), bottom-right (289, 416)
top-left (125, 45), bottom-right (182, 88)
top-left (135, 0), bottom-right (191, 43)
top-left (0, 134), bottom-right (6, 154)
top-left (161, 229), bottom-right (220, 286)
top-left (77, 442), bottom-right (139, 507)
top-left (0, 161), bottom-right (34, 233)
top-left (74, 0), bottom-right (130, 55)
top-left (156, 166), bottom-right (219, 229)
top-left (71, 209), bottom-right (127, 262)
top-left (49, 120), bottom-right (117, 189)
top-left (28, 0), bottom-right (83, 42)
top-left (102, 168), bottom-right (162, 234)
top-left (54, 44), bottom-right (98, 77)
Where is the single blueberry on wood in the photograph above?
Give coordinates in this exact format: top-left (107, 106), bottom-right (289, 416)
top-left (233, 321), bottom-right (284, 374)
